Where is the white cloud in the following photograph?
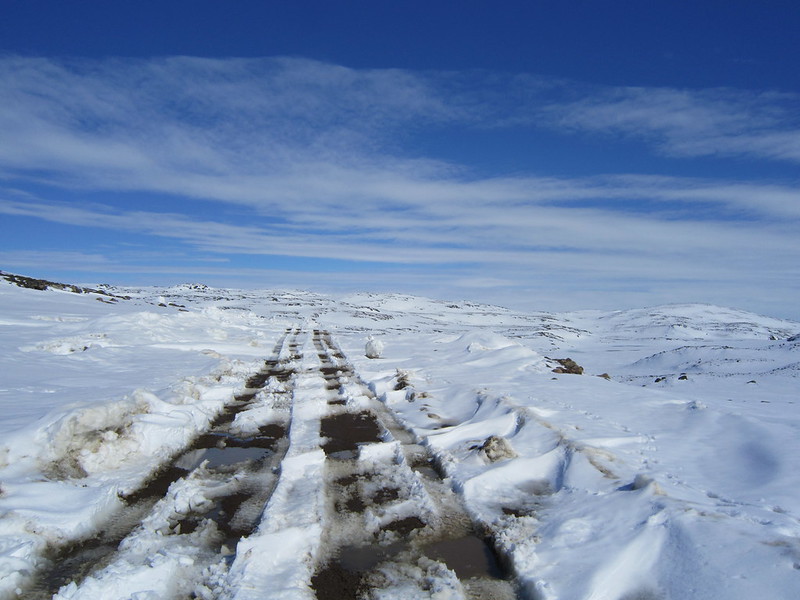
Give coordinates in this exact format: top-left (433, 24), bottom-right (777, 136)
top-left (1, 55), bottom-right (798, 209)
top-left (0, 56), bottom-right (457, 183)
top-left (0, 56), bottom-right (798, 318)
top-left (543, 86), bottom-right (800, 163)
top-left (0, 250), bottom-right (115, 270)
top-left (1, 181), bottom-right (795, 278)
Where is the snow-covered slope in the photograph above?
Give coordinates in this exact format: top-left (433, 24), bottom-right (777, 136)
top-left (1, 271), bottom-right (798, 599)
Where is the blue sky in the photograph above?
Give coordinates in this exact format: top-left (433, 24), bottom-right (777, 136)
top-left (1, 1), bottom-right (799, 319)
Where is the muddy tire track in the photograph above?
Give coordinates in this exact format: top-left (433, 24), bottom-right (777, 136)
top-left (20, 328), bottom-right (522, 599)
top-left (25, 327), bottom-right (304, 599)
top-left (310, 330), bottom-right (518, 600)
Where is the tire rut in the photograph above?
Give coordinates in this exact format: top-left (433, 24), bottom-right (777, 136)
top-left (21, 328), bottom-right (523, 599)
top-left (25, 327), bottom-right (304, 599)
top-left (310, 330), bottom-right (518, 600)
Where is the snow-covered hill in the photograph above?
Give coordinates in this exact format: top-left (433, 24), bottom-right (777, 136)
top-left (1, 271), bottom-right (799, 599)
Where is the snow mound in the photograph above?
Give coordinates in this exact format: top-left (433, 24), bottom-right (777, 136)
top-left (456, 330), bottom-right (520, 352)
top-left (365, 336), bottom-right (384, 359)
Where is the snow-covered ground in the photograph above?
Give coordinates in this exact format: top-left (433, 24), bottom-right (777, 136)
top-left (1, 271), bottom-right (798, 599)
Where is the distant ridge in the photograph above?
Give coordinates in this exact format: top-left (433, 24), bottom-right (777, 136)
top-left (0, 270), bottom-right (129, 300)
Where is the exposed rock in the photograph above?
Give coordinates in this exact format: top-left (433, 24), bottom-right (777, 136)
top-left (393, 369), bottom-right (412, 390)
top-left (1, 270), bottom-right (130, 301)
top-left (551, 358), bottom-right (584, 375)
top-left (479, 435), bottom-right (517, 462)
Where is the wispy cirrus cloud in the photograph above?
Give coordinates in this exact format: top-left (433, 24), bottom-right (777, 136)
top-left (0, 56), bottom-right (457, 181)
top-left (3, 191), bottom-right (796, 317)
top-left (3, 56), bottom-right (800, 200)
top-left (542, 85), bottom-right (800, 163)
top-left (1, 176), bottom-right (795, 275)
top-left (0, 56), bottom-right (798, 317)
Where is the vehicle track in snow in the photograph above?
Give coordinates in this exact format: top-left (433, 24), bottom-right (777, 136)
top-left (308, 329), bottom-right (519, 600)
top-left (24, 328), bottom-right (303, 599)
top-left (20, 327), bottom-right (523, 599)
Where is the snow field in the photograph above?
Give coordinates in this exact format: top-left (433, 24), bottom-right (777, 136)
top-left (348, 327), bottom-right (800, 599)
top-left (2, 277), bottom-right (799, 599)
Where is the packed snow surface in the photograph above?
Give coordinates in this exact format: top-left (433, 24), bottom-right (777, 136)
top-left (0, 273), bottom-right (798, 599)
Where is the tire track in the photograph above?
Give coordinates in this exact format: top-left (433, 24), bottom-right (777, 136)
top-left (310, 330), bottom-right (518, 600)
top-left (22, 328), bottom-right (522, 598)
top-left (25, 327), bottom-right (303, 599)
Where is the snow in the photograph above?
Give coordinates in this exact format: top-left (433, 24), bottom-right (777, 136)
top-left (365, 336), bottom-right (384, 359)
top-left (1, 273), bottom-right (799, 598)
